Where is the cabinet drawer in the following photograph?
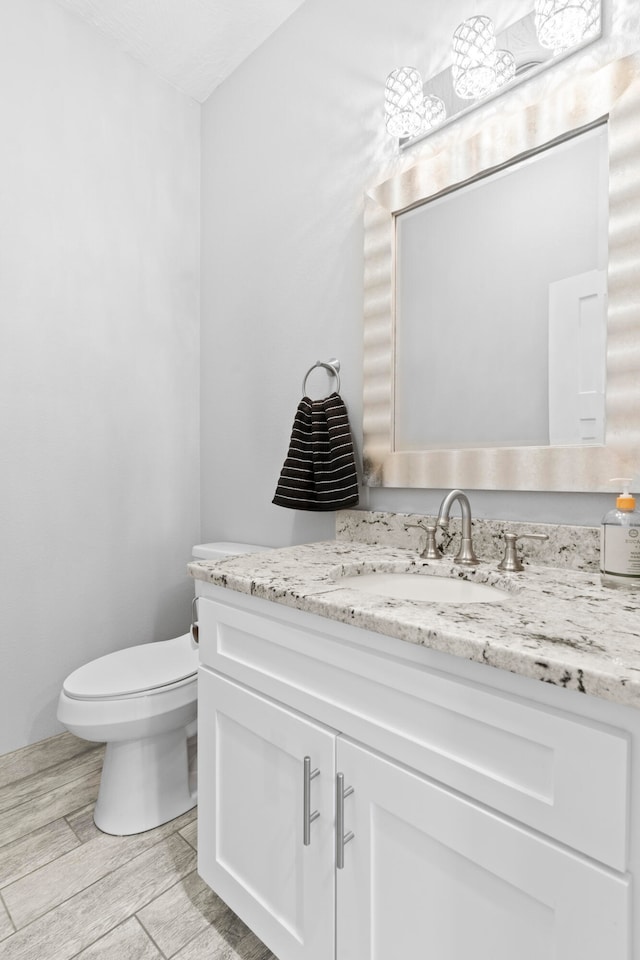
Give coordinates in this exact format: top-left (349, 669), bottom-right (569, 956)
top-left (199, 594), bottom-right (629, 871)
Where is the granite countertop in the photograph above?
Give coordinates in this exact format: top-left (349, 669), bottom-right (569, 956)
top-left (188, 539), bottom-right (640, 709)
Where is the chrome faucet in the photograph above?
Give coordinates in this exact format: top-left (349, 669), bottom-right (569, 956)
top-left (436, 489), bottom-right (480, 566)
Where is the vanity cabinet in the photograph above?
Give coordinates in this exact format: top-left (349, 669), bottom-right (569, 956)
top-left (198, 670), bottom-right (336, 960)
top-left (197, 586), bottom-right (633, 960)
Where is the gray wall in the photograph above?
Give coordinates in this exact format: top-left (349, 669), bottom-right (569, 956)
top-left (0, 0), bottom-right (201, 753)
top-left (200, 0), bottom-right (640, 544)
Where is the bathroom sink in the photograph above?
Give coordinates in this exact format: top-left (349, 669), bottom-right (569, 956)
top-left (337, 572), bottom-right (507, 603)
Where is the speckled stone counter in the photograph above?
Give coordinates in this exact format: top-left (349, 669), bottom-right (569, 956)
top-left (336, 508), bottom-right (601, 571)
top-left (189, 530), bottom-right (640, 710)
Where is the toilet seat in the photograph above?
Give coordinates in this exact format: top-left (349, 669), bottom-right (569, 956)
top-left (63, 633), bottom-right (198, 701)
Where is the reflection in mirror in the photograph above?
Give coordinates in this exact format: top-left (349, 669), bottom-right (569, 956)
top-left (394, 124), bottom-right (609, 452)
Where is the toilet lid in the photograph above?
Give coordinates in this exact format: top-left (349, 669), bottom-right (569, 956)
top-left (63, 634), bottom-right (198, 700)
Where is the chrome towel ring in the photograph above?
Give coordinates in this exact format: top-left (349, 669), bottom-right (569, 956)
top-left (302, 358), bottom-right (341, 397)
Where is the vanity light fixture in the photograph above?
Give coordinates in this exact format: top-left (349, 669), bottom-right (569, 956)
top-left (494, 49), bottom-right (516, 87)
top-left (384, 0), bottom-right (601, 145)
top-left (534, 0), bottom-right (601, 53)
top-left (384, 66), bottom-right (427, 138)
top-left (423, 94), bottom-right (447, 130)
top-left (451, 15), bottom-right (497, 100)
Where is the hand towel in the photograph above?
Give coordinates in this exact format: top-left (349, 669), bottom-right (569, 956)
top-left (273, 392), bottom-right (359, 511)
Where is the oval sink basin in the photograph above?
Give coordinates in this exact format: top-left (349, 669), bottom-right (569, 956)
top-left (338, 572), bottom-right (507, 603)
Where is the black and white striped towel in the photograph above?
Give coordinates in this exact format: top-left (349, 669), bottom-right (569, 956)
top-left (272, 392), bottom-right (359, 511)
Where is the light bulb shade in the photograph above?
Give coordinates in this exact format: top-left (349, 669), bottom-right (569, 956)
top-left (534, 0), bottom-right (597, 52)
top-left (423, 94), bottom-right (447, 129)
top-left (385, 67), bottom-right (426, 138)
top-left (452, 15), bottom-right (497, 100)
top-left (583, 0), bottom-right (602, 38)
top-left (494, 49), bottom-right (516, 89)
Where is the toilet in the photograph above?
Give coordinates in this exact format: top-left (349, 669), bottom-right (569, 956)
top-left (57, 542), bottom-right (270, 836)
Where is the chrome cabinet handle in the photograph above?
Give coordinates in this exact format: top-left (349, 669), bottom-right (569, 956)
top-left (336, 773), bottom-right (354, 869)
top-left (303, 757), bottom-right (320, 846)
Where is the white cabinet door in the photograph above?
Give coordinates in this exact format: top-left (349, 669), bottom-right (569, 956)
top-left (336, 738), bottom-right (630, 960)
top-left (198, 669), bottom-right (337, 960)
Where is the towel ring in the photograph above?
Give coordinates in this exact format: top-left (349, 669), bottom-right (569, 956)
top-left (302, 359), bottom-right (341, 397)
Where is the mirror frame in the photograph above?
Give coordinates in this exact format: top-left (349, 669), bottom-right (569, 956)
top-left (363, 54), bottom-right (640, 491)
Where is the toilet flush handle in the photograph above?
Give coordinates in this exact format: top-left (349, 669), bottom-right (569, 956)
top-left (190, 597), bottom-right (199, 646)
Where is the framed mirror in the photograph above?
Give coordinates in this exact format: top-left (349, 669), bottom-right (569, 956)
top-left (363, 54), bottom-right (640, 491)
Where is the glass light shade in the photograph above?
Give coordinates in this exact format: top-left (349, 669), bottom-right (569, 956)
top-left (452, 15), bottom-right (497, 100)
top-left (494, 49), bottom-right (516, 89)
top-left (423, 95), bottom-right (447, 129)
top-left (534, 0), bottom-right (594, 52)
top-left (385, 67), bottom-right (426, 138)
top-left (583, 0), bottom-right (602, 38)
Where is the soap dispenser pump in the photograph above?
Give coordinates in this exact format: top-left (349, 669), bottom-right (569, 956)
top-left (600, 478), bottom-right (640, 590)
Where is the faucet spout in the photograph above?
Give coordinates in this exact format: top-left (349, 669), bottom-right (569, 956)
top-left (436, 489), bottom-right (480, 566)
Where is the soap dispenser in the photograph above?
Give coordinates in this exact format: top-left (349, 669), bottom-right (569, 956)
top-left (600, 478), bottom-right (640, 590)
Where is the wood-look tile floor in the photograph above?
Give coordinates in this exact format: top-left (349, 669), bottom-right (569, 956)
top-left (0, 732), bottom-right (277, 960)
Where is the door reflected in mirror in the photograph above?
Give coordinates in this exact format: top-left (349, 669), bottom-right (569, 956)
top-left (394, 123), bottom-right (608, 452)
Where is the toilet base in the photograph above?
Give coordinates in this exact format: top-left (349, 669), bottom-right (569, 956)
top-left (94, 727), bottom-right (197, 835)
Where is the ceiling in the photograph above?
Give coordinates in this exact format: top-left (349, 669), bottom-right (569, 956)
top-left (53, 0), bottom-right (308, 102)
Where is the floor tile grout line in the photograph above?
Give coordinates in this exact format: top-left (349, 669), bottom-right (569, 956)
top-left (133, 866), bottom-right (235, 960)
top-left (0, 800), bottom-right (100, 862)
top-left (0, 819), bottom-right (83, 894)
top-left (3, 827), bottom-right (194, 933)
top-left (0, 804), bottom-right (104, 892)
top-left (64, 807), bottom-right (97, 845)
top-left (0, 757), bottom-right (103, 814)
top-left (66, 913), bottom-right (127, 960)
top-left (0, 735), bottom-right (98, 792)
top-left (0, 744), bottom-right (105, 812)
top-left (135, 910), bottom-right (169, 959)
top-left (0, 888), bottom-right (17, 939)
top-left (0, 768), bottom-right (103, 850)
top-left (66, 913), bottom-right (167, 959)
top-left (179, 826), bottom-right (197, 851)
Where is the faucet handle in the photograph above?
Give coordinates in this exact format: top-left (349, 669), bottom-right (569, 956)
top-left (404, 521), bottom-right (443, 559)
top-left (497, 532), bottom-right (549, 572)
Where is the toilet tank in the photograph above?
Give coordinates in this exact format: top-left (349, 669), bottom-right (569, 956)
top-left (192, 542), bottom-right (272, 562)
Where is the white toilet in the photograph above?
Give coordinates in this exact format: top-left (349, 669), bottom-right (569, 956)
top-left (57, 542), bottom-right (269, 836)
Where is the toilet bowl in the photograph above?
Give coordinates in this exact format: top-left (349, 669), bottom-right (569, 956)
top-left (58, 634), bottom-right (199, 835)
top-left (57, 541), bottom-right (270, 836)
